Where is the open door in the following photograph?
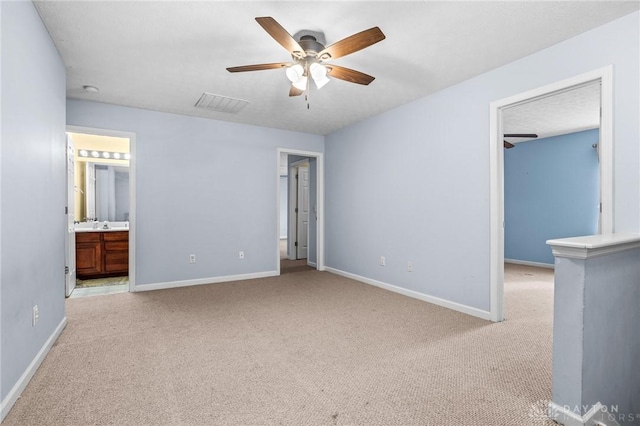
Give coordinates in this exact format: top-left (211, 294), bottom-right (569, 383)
top-left (296, 164), bottom-right (310, 259)
top-left (65, 134), bottom-right (76, 297)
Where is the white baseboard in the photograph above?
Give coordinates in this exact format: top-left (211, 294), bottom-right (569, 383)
top-left (132, 270), bottom-right (279, 292)
top-left (307, 261), bottom-right (317, 268)
top-left (548, 402), bottom-right (620, 426)
top-left (324, 267), bottom-right (491, 321)
top-left (1, 317), bottom-right (67, 422)
top-left (505, 258), bottom-right (555, 269)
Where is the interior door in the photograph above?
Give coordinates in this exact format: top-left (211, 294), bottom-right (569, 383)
top-left (296, 165), bottom-right (309, 259)
top-left (65, 134), bottom-right (76, 296)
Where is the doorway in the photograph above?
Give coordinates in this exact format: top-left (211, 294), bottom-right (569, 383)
top-left (276, 148), bottom-right (325, 275)
top-left (503, 82), bottom-right (601, 268)
top-left (65, 126), bottom-right (137, 297)
top-left (489, 66), bottom-right (613, 322)
top-left (289, 159), bottom-right (310, 261)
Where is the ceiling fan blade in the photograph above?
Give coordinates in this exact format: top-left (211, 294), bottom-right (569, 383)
top-left (504, 140), bottom-right (515, 149)
top-left (289, 85), bottom-right (304, 97)
top-left (326, 65), bottom-right (375, 85)
top-left (503, 133), bottom-right (538, 138)
top-left (255, 17), bottom-right (306, 58)
top-left (317, 27), bottom-right (385, 61)
top-left (227, 62), bottom-right (292, 73)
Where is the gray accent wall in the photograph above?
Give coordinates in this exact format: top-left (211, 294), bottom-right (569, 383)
top-left (1, 0), bottom-right (67, 404)
top-left (66, 100), bottom-right (323, 285)
top-left (582, 249), bottom-right (640, 424)
top-left (551, 248), bottom-right (640, 425)
top-left (325, 12), bottom-right (639, 312)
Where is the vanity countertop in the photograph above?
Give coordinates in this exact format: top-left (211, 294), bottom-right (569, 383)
top-left (75, 222), bottom-right (129, 233)
top-left (75, 228), bottom-right (128, 233)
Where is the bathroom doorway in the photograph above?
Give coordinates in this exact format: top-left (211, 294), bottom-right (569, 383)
top-left (65, 126), bottom-right (136, 297)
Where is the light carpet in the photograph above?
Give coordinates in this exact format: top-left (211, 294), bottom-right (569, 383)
top-left (280, 259), bottom-right (315, 274)
top-left (4, 264), bottom-right (555, 425)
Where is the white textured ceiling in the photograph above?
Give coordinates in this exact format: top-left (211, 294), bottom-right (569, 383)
top-left (34, 1), bottom-right (639, 135)
top-left (503, 82), bottom-right (601, 144)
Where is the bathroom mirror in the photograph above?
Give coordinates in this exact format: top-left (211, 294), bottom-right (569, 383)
top-left (84, 163), bottom-right (130, 222)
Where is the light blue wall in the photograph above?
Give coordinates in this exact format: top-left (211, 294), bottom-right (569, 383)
top-left (1, 0), bottom-right (67, 405)
top-left (325, 12), bottom-right (639, 313)
top-left (67, 100), bottom-right (323, 285)
top-left (505, 130), bottom-right (600, 265)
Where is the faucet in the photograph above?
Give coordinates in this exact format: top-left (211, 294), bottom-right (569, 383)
top-left (102, 221), bottom-right (109, 230)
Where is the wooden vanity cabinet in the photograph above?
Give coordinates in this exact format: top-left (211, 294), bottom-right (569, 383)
top-left (76, 233), bottom-right (103, 277)
top-left (103, 232), bottom-right (129, 274)
top-left (76, 231), bottom-right (128, 279)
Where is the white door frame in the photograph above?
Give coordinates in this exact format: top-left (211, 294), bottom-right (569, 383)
top-left (66, 125), bottom-right (137, 292)
top-left (276, 148), bottom-right (324, 275)
top-left (489, 65), bottom-right (613, 322)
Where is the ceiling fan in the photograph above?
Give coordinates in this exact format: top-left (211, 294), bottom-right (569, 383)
top-left (503, 133), bottom-right (538, 149)
top-left (227, 17), bottom-right (385, 103)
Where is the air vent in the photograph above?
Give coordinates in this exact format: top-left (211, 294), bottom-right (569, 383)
top-left (195, 92), bottom-right (249, 114)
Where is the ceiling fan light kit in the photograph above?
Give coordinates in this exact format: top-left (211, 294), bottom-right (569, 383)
top-left (310, 62), bottom-right (330, 89)
top-left (227, 17), bottom-right (385, 107)
top-left (292, 74), bottom-right (308, 91)
top-left (285, 64), bottom-right (304, 83)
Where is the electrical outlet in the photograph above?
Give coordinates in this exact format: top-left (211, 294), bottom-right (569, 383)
top-left (407, 261), bottom-right (413, 272)
top-left (380, 256), bottom-right (386, 266)
top-left (189, 254), bottom-right (196, 264)
top-left (239, 251), bottom-right (245, 259)
top-left (32, 305), bottom-right (39, 327)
